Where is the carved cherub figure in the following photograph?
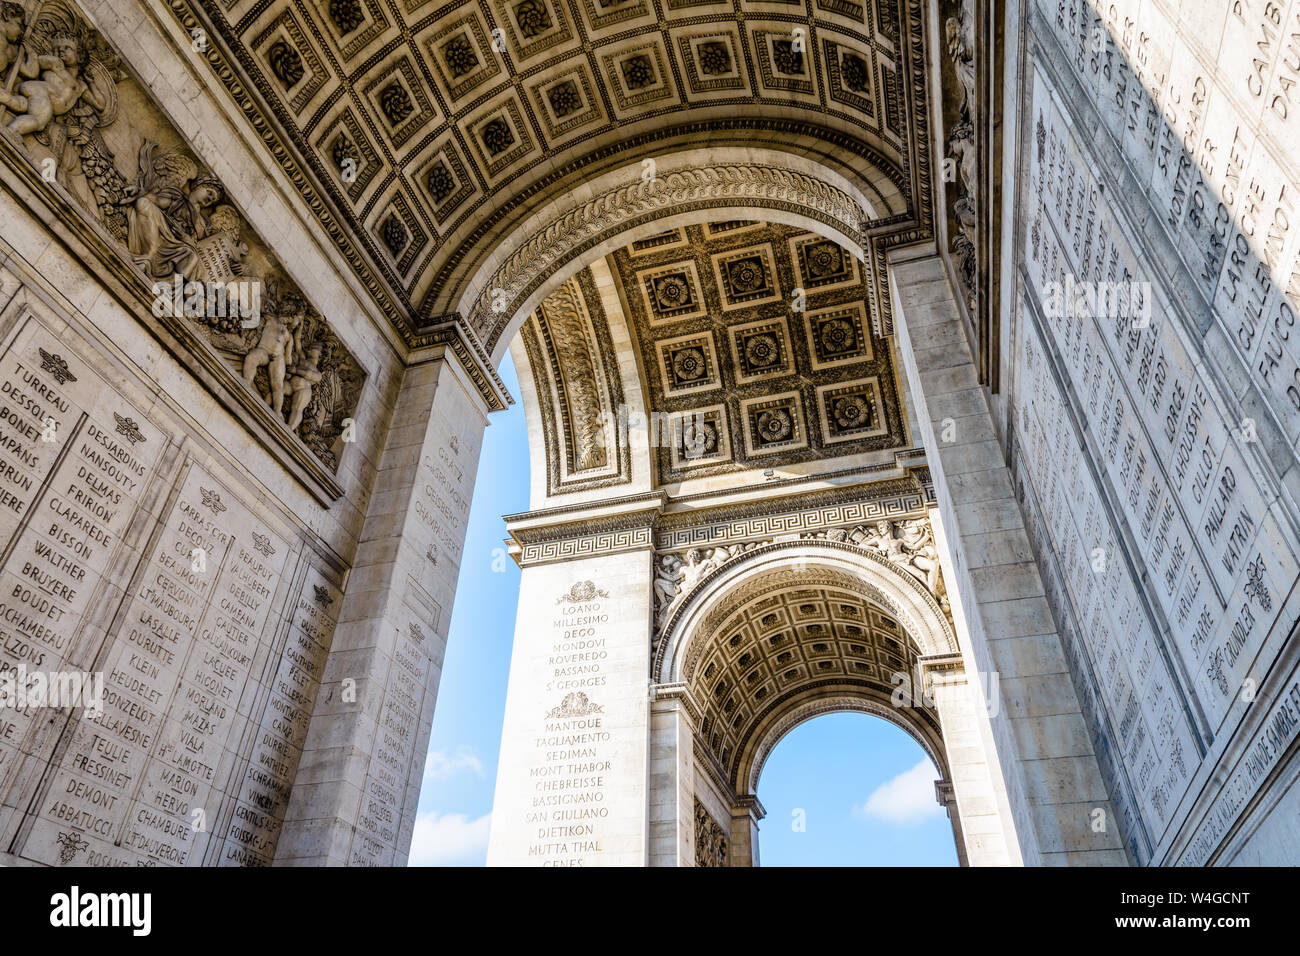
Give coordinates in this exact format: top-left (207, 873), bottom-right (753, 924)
top-left (243, 293), bottom-right (304, 415)
top-left (0, 3), bottom-right (28, 79)
top-left (0, 32), bottom-right (107, 137)
top-left (285, 343), bottom-right (323, 432)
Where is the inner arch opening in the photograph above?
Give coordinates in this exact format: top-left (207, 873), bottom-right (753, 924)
top-left (756, 712), bottom-right (959, 867)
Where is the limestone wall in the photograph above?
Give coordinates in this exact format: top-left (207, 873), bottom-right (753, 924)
top-left (0, 0), bottom-right (417, 866)
top-left (1004, 0), bottom-right (1300, 865)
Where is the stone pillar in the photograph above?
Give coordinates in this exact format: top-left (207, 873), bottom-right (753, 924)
top-left (487, 505), bottom-right (657, 866)
top-left (934, 781), bottom-right (970, 867)
top-left (277, 339), bottom-right (506, 866)
top-left (648, 684), bottom-right (697, 866)
top-left (921, 653), bottom-right (1011, 865)
top-left (729, 796), bottom-right (764, 867)
top-left (889, 247), bottom-right (1127, 865)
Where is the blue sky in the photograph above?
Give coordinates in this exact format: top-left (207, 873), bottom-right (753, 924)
top-left (757, 713), bottom-right (958, 867)
top-left (410, 352), bottom-right (957, 867)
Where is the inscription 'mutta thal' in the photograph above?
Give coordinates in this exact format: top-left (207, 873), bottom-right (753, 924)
top-left (0, 0), bottom-right (1294, 868)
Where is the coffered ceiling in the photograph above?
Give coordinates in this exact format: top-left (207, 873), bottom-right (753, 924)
top-left (616, 220), bottom-right (907, 482)
top-left (168, 0), bottom-right (935, 345)
top-left (685, 579), bottom-right (939, 788)
top-left (519, 220), bottom-right (910, 493)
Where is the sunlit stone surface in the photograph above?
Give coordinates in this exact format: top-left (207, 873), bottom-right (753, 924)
top-left (0, 0), bottom-right (1293, 867)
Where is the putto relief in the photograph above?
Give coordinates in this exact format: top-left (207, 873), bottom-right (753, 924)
top-left (0, 0), bottom-right (364, 472)
top-left (803, 518), bottom-right (951, 613)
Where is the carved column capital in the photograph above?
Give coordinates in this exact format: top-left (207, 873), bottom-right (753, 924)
top-left (732, 793), bottom-right (767, 823)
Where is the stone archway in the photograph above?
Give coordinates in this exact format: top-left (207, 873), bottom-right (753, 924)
top-left (451, 146), bottom-right (905, 365)
top-left (742, 696), bottom-right (958, 864)
top-left (647, 539), bottom-right (1004, 866)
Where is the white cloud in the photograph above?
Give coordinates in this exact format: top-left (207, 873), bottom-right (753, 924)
top-left (422, 746), bottom-right (484, 781)
top-left (854, 759), bottom-right (944, 825)
top-left (407, 811), bottom-right (492, 866)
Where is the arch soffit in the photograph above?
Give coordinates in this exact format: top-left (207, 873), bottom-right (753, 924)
top-left (459, 146), bottom-right (908, 364)
top-left (655, 539), bottom-right (958, 686)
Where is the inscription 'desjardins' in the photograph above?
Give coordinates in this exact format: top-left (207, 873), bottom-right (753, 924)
top-left (523, 581), bottom-right (614, 865)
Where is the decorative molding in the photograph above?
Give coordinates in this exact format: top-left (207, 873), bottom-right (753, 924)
top-left (655, 476), bottom-right (932, 557)
top-left (516, 526), bottom-right (654, 567)
top-left (469, 166), bottom-right (869, 350)
top-left (520, 267), bottom-right (630, 493)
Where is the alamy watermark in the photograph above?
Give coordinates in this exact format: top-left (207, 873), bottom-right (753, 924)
top-left (0, 664), bottom-right (103, 717)
top-left (1042, 275), bottom-right (1152, 328)
top-left (890, 664), bottom-right (1001, 718)
top-left (151, 274), bottom-right (261, 327)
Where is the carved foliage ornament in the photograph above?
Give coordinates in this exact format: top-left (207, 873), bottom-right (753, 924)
top-left (0, 0), bottom-right (365, 474)
top-left (557, 580), bottom-right (608, 604)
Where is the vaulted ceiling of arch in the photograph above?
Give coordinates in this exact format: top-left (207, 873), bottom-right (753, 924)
top-left (520, 219), bottom-right (909, 491)
top-left (685, 582), bottom-right (938, 787)
top-left (169, 0), bottom-right (935, 345)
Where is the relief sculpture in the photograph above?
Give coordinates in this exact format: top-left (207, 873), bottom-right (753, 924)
top-left (943, 0), bottom-right (978, 312)
top-left (0, 0), bottom-right (364, 472)
top-left (694, 800), bottom-right (728, 867)
top-left (804, 518), bottom-right (951, 613)
top-left (653, 541), bottom-right (767, 633)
